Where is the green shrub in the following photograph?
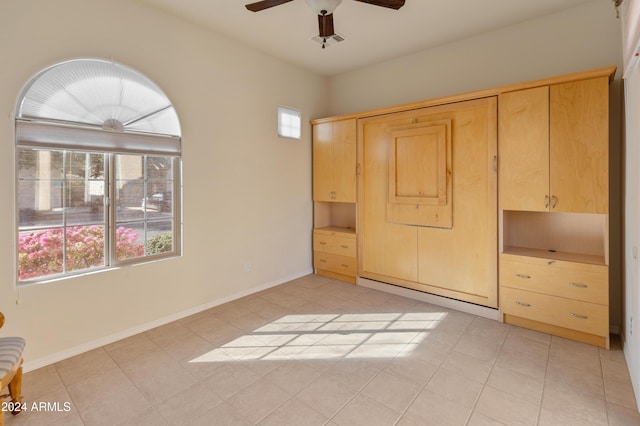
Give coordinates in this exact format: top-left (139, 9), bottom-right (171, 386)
top-left (146, 233), bottom-right (172, 255)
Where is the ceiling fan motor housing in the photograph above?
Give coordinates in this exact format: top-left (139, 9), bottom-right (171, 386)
top-left (305, 0), bottom-right (343, 15)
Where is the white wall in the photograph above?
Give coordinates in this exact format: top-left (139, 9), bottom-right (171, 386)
top-left (327, 1), bottom-right (622, 115)
top-left (0, 0), bottom-right (327, 367)
top-left (623, 0), bottom-right (640, 404)
top-left (624, 62), bottom-right (640, 411)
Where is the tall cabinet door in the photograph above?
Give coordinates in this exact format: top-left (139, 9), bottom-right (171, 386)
top-left (361, 115), bottom-right (418, 282)
top-left (332, 119), bottom-right (357, 202)
top-left (499, 86), bottom-right (550, 212)
top-left (550, 77), bottom-right (609, 214)
top-left (313, 122), bottom-right (334, 202)
top-left (312, 119), bottom-right (356, 202)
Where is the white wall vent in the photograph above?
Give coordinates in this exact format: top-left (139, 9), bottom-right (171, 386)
top-left (310, 33), bottom-right (346, 49)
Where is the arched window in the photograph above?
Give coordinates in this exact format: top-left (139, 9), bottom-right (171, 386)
top-left (15, 59), bottom-right (181, 283)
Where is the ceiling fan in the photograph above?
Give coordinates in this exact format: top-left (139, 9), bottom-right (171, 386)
top-left (245, 0), bottom-right (406, 48)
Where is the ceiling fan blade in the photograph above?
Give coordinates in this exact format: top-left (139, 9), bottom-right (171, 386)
top-left (353, 0), bottom-right (405, 10)
top-left (245, 0), bottom-right (294, 12)
top-left (318, 13), bottom-right (335, 38)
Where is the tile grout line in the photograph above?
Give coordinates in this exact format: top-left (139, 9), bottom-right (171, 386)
top-left (461, 319), bottom-right (511, 426)
top-left (392, 310), bottom-right (473, 426)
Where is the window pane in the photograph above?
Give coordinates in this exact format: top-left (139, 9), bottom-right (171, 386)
top-left (115, 224), bottom-right (145, 260)
top-left (65, 225), bottom-right (105, 272)
top-left (18, 149), bottom-right (64, 228)
top-left (143, 181), bottom-right (173, 215)
top-left (64, 152), bottom-right (106, 226)
top-left (18, 228), bottom-right (64, 280)
top-left (116, 154), bottom-right (175, 260)
top-left (278, 106), bottom-right (301, 139)
top-left (116, 154), bottom-right (145, 222)
top-left (145, 156), bottom-right (173, 216)
top-left (146, 220), bottom-right (173, 254)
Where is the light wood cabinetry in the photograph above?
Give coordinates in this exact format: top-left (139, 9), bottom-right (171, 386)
top-left (359, 97), bottom-right (498, 307)
top-left (313, 119), bottom-right (356, 202)
top-left (499, 77), bottom-right (609, 213)
top-left (312, 118), bottom-right (357, 284)
top-left (309, 66), bottom-right (616, 346)
top-left (498, 70), bottom-right (613, 348)
top-left (499, 86), bottom-right (549, 212)
top-left (500, 253), bottom-right (609, 346)
top-left (313, 227), bottom-right (357, 283)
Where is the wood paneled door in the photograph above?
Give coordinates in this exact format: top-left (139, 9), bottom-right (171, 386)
top-left (359, 97), bottom-right (498, 307)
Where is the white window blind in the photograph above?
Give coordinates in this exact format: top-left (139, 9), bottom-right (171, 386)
top-left (278, 106), bottom-right (302, 139)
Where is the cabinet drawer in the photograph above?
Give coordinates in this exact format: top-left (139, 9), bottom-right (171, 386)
top-left (313, 233), bottom-right (356, 257)
top-left (313, 251), bottom-right (356, 276)
top-left (500, 287), bottom-right (608, 337)
top-left (500, 254), bottom-right (607, 304)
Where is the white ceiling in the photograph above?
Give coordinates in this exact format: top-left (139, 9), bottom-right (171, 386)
top-left (140, 0), bottom-right (598, 76)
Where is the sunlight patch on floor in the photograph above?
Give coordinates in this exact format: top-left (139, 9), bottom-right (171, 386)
top-left (189, 312), bottom-right (447, 363)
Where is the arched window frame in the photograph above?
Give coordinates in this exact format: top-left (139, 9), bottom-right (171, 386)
top-left (15, 59), bottom-right (182, 284)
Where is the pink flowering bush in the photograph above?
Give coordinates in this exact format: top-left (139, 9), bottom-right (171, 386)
top-left (18, 225), bottom-right (144, 280)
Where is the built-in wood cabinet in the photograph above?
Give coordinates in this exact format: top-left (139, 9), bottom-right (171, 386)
top-left (313, 118), bottom-right (356, 202)
top-left (498, 71), bottom-right (613, 348)
top-left (500, 77), bottom-right (609, 213)
top-left (309, 66), bottom-right (616, 347)
top-left (313, 227), bottom-right (357, 283)
top-left (312, 117), bottom-right (357, 284)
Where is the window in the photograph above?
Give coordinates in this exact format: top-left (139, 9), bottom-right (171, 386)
top-left (277, 106), bottom-right (302, 139)
top-left (15, 59), bottom-right (181, 283)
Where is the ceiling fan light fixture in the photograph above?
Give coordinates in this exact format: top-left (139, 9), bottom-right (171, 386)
top-left (305, 0), bottom-right (343, 15)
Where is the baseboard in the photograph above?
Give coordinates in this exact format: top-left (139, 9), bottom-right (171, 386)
top-left (22, 269), bottom-right (313, 373)
top-left (357, 277), bottom-right (501, 321)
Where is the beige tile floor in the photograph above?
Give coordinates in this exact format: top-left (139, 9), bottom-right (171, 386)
top-left (4, 274), bottom-right (640, 425)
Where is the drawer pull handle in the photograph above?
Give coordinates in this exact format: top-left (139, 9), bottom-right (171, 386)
top-left (341, 264), bottom-right (349, 268)
top-left (515, 274), bottom-right (531, 279)
top-left (570, 282), bottom-right (588, 289)
top-left (570, 313), bottom-right (588, 320)
top-left (319, 241), bottom-right (327, 245)
top-left (515, 301), bottom-right (531, 307)
top-left (320, 259), bottom-right (327, 263)
top-left (341, 245), bottom-right (349, 249)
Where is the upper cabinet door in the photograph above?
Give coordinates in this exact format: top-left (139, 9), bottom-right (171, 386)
top-left (499, 86), bottom-right (550, 212)
top-left (550, 77), bottom-right (609, 214)
top-left (332, 119), bottom-right (357, 203)
top-left (312, 119), bottom-right (356, 202)
top-left (313, 122), bottom-right (335, 202)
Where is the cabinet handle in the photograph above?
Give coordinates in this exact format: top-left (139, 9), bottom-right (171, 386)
top-left (319, 241), bottom-right (327, 245)
top-left (570, 313), bottom-right (588, 320)
top-left (341, 264), bottom-right (349, 268)
top-left (341, 245), bottom-right (349, 249)
top-left (551, 195), bottom-right (558, 209)
top-left (516, 301), bottom-right (531, 307)
top-left (492, 155), bottom-right (497, 174)
top-left (515, 274), bottom-right (531, 279)
top-left (319, 259), bottom-right (327, 263)
top-left (570, 282), bottom-right (588, 289)
top-left (544, 195), bottom-right (549, 209)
